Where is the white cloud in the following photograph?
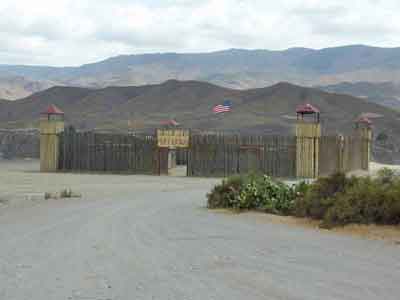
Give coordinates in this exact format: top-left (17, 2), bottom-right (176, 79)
top-left (0, 0), bottom-right (399, 66)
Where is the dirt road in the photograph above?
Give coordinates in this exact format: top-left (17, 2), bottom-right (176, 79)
top-left (1, 160), bottom-right (400, 300)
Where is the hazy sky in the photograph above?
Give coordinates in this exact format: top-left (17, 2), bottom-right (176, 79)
top-left (0, 0), bottom-right (399, 66)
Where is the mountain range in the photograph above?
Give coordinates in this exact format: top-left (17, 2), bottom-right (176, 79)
top-left (0, 76), bottom-right (54, 100)
top-left (2, 45), bottom-right (400, 101)
top-left (317, 82), bottom-right (400, 110)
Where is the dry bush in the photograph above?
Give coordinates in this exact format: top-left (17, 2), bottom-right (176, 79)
top-left (45, 189), bottom-right (82, 200)
top-left (294, 172), bottom-right (400, 228)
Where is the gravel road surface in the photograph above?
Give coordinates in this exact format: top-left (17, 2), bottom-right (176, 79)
top-left (0, 160), bottom-right (400, 300)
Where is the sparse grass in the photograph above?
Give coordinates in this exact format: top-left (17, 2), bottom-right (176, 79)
top-left (0, 196), bottom-right (9, 205)
top-left (45, 188), bottom-right (82, 200)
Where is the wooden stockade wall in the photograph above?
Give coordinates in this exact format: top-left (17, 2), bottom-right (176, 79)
top-left (187, 135), bottom-right (297, 178)
top-left (342, 136), bottom-right (370, 172)
top-left (319, 136), bottom-right (341, 177)
top-left (55, 129), bottom-right (370, 178)
top-left (188, 134), bottom-right (369, 178)
top-left (319, 136), bottom-right (370, 176)
top-left (58, 130), bottom-right (161, 174)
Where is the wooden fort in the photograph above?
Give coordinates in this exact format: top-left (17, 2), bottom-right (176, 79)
top-left (39, 104), bottom-right (372, 178)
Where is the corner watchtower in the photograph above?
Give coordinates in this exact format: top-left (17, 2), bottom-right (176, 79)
top-left (295, 103), bottom-right (321, 178)
top-left (355, 116), bottom-right (372, 140)
top-left (354, 116), bottom-right (373, 170)
top-left (40, 105), bottom-right (65, 172)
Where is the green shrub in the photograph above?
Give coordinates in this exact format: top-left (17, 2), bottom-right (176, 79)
top-left (207, 174), bottom-right (296, 215)
top-left (323, 176), bottom-right (400, 227)
top-left (260, 178), bottom-right (296, 215)
top-left (376, 167), bottom-right (396, 184)
top-left (207, 175), bottom-right (244, 209)
top-left (294, 173), bottom-right (350, 219)
top-left (294, 180), bottom-right (311, 197)
top-left (208, 172), bottom-right (400, 228)
top-left (294, 172), bottom-right (400, 227)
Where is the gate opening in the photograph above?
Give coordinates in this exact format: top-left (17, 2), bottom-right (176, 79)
top-left (156, 129), bottom-right (190, 177)
top-left (167, 148), bottom-right (188, 177)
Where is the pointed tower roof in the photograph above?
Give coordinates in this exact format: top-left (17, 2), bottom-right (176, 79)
top-left (42, 104), bottom-right (64, 115)
top-left (356, 116), bottom-right (372, 125)
top-left (160, 119), bottom-right (180, 126)
top-left (296, 103), bottom-right (320, 114)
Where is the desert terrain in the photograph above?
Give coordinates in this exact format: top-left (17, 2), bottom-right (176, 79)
top-left (0, 160), bottom-right (400, 299)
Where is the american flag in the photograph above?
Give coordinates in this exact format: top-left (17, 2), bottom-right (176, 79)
top-left (212, 100), bottom-right (232, 114)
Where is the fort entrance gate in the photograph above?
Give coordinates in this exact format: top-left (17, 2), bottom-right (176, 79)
top-left (156, 129), bottom-right (190, 175)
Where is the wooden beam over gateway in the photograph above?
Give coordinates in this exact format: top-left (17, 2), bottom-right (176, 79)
top-left (156, 129), bottom-right (190, 148)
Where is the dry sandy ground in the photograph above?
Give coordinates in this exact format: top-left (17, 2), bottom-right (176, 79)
top-left (1, 160), bottom-right (400, 300)
top-left (239, 212), bottom-right (400, 245)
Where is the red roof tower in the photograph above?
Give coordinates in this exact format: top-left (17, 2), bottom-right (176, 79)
top-left (355, 115), bottom-right (372, 129)
top-left (41, 104), bottom-right (65, 122)
top-left (41, 104), bottom-right (64, 115)
top-left (296, 103), bottom-right (320, 123)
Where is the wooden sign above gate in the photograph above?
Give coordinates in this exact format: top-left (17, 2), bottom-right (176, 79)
top-left (157, 129), bottom-right (190, 148)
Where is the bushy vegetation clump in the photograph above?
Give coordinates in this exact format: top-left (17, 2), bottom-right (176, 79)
top-left (207, 175), bottom-right (244, 209)
top-left (207, 174), bottom-right (297, 215)
top-left (293, 172), bottom-right (351, 220)
top-left (208, 168), bottom-right (400, 228)
top-left (294, 169), bottom-right (400, 227)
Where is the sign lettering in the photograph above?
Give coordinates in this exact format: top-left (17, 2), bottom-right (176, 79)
top-left (157, 129), bottom-right (190, 148)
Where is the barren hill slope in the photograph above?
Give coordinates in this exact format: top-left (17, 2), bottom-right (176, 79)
top-left (2, 80), bottom-right (400, 162)
top-left (317, 82), bottom-right (400, 110)
top-left (0, 76), bottom-right (53, 100)
top-left (0, 80), bottom-right (399, 134)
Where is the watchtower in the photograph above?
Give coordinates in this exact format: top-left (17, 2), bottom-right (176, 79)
top-left (40, 105), bottom-right (65, 172)
top-left (355, 116), bottom-right (372, 140)
top-left (295, 103), bottom-right (321, 178)
top-left (354, 116), bottom-right (372, 170)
